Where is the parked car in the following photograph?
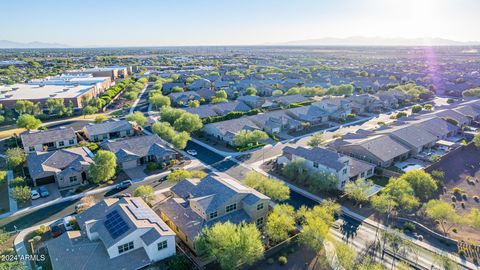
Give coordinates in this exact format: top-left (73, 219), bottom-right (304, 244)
top-left (114, 193), bottom-right (132, 198)
top-left (75, 203), bottom-right (89, 214)
top-left (38, 186), bottom-right (49, 198)
top-left (31, 190), bottom-right (41, 200)
top-left (50, 225), bottom-right (62, 238)
top-left (186, 149), bottom-right (198, 156)
top-left (63, 216), bottom-right (75, 231)
top-left (115, 180), bottom-right (133, 190)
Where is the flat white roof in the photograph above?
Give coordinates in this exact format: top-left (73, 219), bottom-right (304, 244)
top-left (29, 76), bottom-right (110, 85)
top-left (0, 84), bottom-right (94, 101)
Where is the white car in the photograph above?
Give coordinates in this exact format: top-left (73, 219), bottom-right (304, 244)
top-left (186, 149), bottom-right (198, 156)
top-left (63, 216), bottom-right (75, 231)
top-left (31, 190), bottom-right (41, 200)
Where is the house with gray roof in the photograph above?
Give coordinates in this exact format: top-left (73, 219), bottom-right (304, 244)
top-left (101, 135), bottom-right (177, 170)
top-left (47, 197), bottom-right (176, 270)
top-left (376, 125), bottom-right (437, 155)
top-left (332, 134), bottom-right (410, 167)
top-left (21, 127), bottom-right (77, 153)
top-left (250, 110), bottom-right (303, 136)
top-left (211, 101), bottom-right (251, 115)
top-left (286, 105), bottom-right (328, 126)
top-left (26, 147), bottom-right (94, 188)
top-left (157, 173), bottom-right (270, 253)
top-left (412, 117), bottom-right (459, 139)
top-left (278, 146), bottom-right (361, 190)
top-left (82, 119), bottom-right (135, 142)
top-left (184, 104), bottom-right (219, 119)
top-left (271, 94), bottom-right (310, 106)
top-left (167, 91), bottom-right (202, 105)
top-left (202, 117), bottom-right (261, 146)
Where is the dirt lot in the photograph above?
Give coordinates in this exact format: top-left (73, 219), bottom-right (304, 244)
top-left (426, 143), bottom-right (480, 243)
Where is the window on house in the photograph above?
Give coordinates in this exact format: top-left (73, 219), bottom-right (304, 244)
top-left (361, 172), bottom-right (365, 178)
top-left (209, 211), bottom-right (218, 219)
top-left (69, 176), bottom-right (78, 182)
top-left (256, 217), bottom-right (264, 226)
top-left (58, 141), bottom-right (65, 147)
top-left (226, 203), bottom-right (237, 213)
top-left (157, 240), bottom-right (168, 251)
top-left (368, 169), bottom-right (373, 175)
top-left (313, 162), bottom-right (319, 168)
top-left (29, 146), bottom-right (35, 152)
top-left (118, 241), bottom-right (134, 254)
top-left (69, 139), bottom-right (75, 145)
top-left (342, 168), bottom-right (347, 175)
top-left (126, 130), bottom-right (131, 135)
top-left (257, 203), bottom-right (264, 211)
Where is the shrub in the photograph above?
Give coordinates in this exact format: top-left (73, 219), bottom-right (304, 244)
top-left (35, 225), bottom-right (49, 236)
top-left (458, 250), bottom-right (466, 257)
top-left (278, 256), bottom-right (288, 265)
top-left (473, 196), bottom-right (479, 202)
top-left (107, 180), bottom-right (114, 185)
top-left (451, 196), bottom-right (456, 202)
top-left (462, 193), bottom-right (468, 200)
top-left (403, 222), bottom-right (416, 232)
top-left (451, 203), bottom-right (456, 208)
top-left (453, 187), bottom-right (462, 194)
top-left (461, 202), bottom-right (466, 208)
top-left (9, 177), bottom-right (27, 188)
top-left (146, 162), bottom-right (158, 171)
top-left (452, 228), bottom-right (458, 233)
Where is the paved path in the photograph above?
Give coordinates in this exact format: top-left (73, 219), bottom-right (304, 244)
top-left (129, 84), bottom-right (148, 114)
top-left (6, 170), bottom-right (17, 213)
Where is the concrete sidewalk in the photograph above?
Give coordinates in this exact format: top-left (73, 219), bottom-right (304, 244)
top-left (6, 170), bottom-right (18, 213)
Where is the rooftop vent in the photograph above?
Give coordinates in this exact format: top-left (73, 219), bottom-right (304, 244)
top-left (63, 88), bottom-right (70, 92)
top-left (11, 87), bottom-right (19, 91)
top-left (50, 94), bottom-right (57, 97)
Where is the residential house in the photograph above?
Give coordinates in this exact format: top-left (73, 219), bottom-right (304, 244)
top-left (47, 197), bottom-right (176, 270)
top-left (332, 134), bottom-right (410, 167)
top-left (196, 88), bottom-right (216, 101)
top-left (212, 101), bottom-right (252, 115)
top-left (278, 146), bottom-right (354, 190)
top-left (157, 173), bottom-right (270, 253)
top-left (271, 94), bottom-right (310, 107)
top-left (375, 125), bottom-right (437, 155)
top-left (21, 127), bottom-right (77, 153)
top-left (188, 78), bottom-right (212, 91)
top-left (286, 105), bottom-right (328, 126)
top-left (312, 98), bottom-right (352, 120)
top-left (167, 91), bottom-right (202, 105)
top-left (162, 82), bottom-right (185, 93)
top-left (412, 117), bottom-right (460, 139)
top-left (183, 105), bottom-right (219, 119)
top-left (347, 94), bottom-right (384, 113)
top-left (102, 135), bottom-right (177, 170)
top-left (26, 147), bottom-right (94, 188)
top-left (250, 110), bottom-right (303, 136)
top-left (82, 120), bottom-right (135, 142)
top-left (202, 117), bottom-right (261, 146)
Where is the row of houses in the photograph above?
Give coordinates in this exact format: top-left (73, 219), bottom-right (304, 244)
top-left (20, 119), bottom-right (177, 189)
top-left (46, 172), bottom-right (271, 269)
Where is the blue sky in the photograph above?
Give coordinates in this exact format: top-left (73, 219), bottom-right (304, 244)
top-left (1, 0), bottom-right (479, 46)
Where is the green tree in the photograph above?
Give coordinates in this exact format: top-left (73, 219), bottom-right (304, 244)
top-left (5, 148), bottom-right (26, 169)
top-left (307, 133), bottom-right (325, 147)
top-left (94, 115), bottom-right (108, 123)
top-left (243, 172), bottom-right (289, 201)
top-left (423, 104), bottom-right (433, 110)
top-left (0, 171), bottom-right (7, 184)
top-left (11, 186), bottom-right (31, 203)
top-left (411, 104), bottom-right (422, 113)
top-left (171, 131), bottom-right (190, 149)
top-left (266, 204), bottom-right (296, 243)
top-left (149, 94), bottom-right (171, 109)
top-left (188, 100), bottom-right (200, 107)
top-left (152, 122), bottom-right (176, 141)
top-left (173, 113), bottom-right (203, 132)
top-left (467, 208), bottom-right (480, 229)
top-left (383, 177), bottom-right (419, 210)
top-left (167, 170), bottom-right (192, 183)
top-left (398, 170), bottom-right (437, 201)
top-left (246, 87), bottom-right (257, 96)
top-left (16, 114), bottom-right (42, 129)
top-left (272, 90), bottom-right (283, 96)
top-left (215, 90), bottom-right (228, 99)
top-left (424, 199), bottom-right (462, 235)
top-left (160, 107), bottom-right (186, 124)
top-left (9, 176), bottom-right (26, 188)
top-left (395, 111), bottom-right (407, 119)
top-left (370, 193), bottom-right (397, 217)
top-left (344, 179), bottom-right (370, 204)
top-left (233, 130), bottom-right (269, 148)
top-left (473, 132), bottom-right (480, 149)
top-left (88, 150), bottom-right (117, 183)
top-left (82, 105), bottom-right (98, 116)
top-left (334, 241), bottom-right (357, 270)
top-left (298, 204), bottom-right (337, 251)
top-left (328, 84), bottom-right (354, 96)
top-left (462, 87), bottom-right (480, 97)
top-left (195, 222), bottom-right (264, 270)
top-left (134, 185), bottom-right (155, 204)
top-left (126, 111), bottom-right (148, 127)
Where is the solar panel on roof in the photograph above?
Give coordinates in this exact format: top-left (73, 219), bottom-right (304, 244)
top-left (104, 210), bottom-right (130, 239)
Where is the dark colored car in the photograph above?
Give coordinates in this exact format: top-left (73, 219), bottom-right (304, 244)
top-left (115, 180), bottom-right (133, 190)
top-left (50, 225), bottom-right (63, 238)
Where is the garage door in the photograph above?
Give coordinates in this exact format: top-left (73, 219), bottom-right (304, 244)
top-left (35, 176), bottom-right (55, 186)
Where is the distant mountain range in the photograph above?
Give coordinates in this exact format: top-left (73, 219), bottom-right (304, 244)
top-left (0, 40), bottom-right (70, 48)
top-left (280, 36), bottom-right (480, 46)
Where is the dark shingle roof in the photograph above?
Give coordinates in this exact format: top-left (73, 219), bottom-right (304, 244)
top-left (283, 146), bottom-right (346, 171)
top-left (21, 127), bottom-right (75, 147)
top-left (102, 135), bottom-right (175, 162)
top-left (83, 120), bottom-right (133, 136)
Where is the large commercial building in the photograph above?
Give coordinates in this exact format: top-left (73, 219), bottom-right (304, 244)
top-left (65, 66), bottom-right (132, 80)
